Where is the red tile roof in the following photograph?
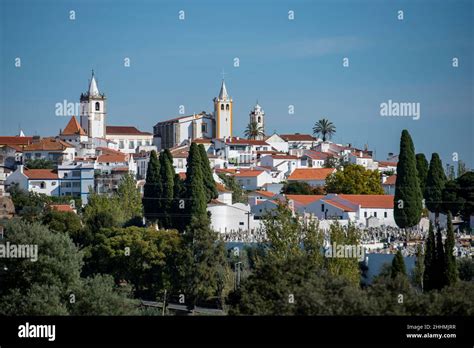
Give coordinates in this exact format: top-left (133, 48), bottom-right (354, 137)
top-left (339, 194), bottom-right (394, 209)
top-left (378, 161), bottom-right (398, 167)
top-left (383, 175), bottom-right (397, 185)
top-left (280, 134), bottom-right (316, 142)
top-left (216, 183), bottom-right (232, 193)
top-left (322, 198), bottom-right (355, 212)
top-left (0, 136), bottom-right (33, 146)
top-left (49, 204), bottom-right (75, 213)
top-left (24, 168), bottom-right (58, 179)
top-left (252, 190), bottom-right (277, 198)
top-left (234, 170), bottom-right (264, 177)
top-left (225, 137), bottom-right (269, 146)
top-left (97, 154), bottom-right (127, 163)
top-left (106, 126), bottom-right (152, 136)
top-left (286, 194), bottom-right (324, 205)
top-left (271, 154), bottom-right (298, 160)
top-left (215, 168), bottom-right (237, 174)
top-left (304, 150), bottom-right (329, 160)
top-left (24, 138), bottom-right (74, 152)
top-left (193, 138), bottom-right (212, 144)
top-left (62, 116), bottom-right (86, 136)
top-left (178, 172), bottom-right (187, 180)
top-left (288, 168), bottom-right (335, 181)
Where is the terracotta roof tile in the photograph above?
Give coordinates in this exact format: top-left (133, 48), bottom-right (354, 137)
top-left (234, 170), bottom-right (264, 177)
top-left (288, 168), bottom-right (335, 181)
top-left (280, 134), bottom-right (316, 142)
top-left (339, 194), bottom-right (394, 209)
top-left (322, 198), bottom-right (356, 212)
top-left (0, 136), bottom-right (33, 146)
top-left (286, 194), bottom-right (324, 205)
top-left (62, 116), bottom-right (86, 136)
top-left (49, 204), bottom-right (74, 213)
top-left (106, 126), bottom-right (152, 136)
top-left (97, 154), bottom-right (127, 163)
top-left (24, 169), bottom-right (58, 179)
top-left (383, 175), bottom-right (397, 185)
top-left (24, 138), bottom-right (74, 152)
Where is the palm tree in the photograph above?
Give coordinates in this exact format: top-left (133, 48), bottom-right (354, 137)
top-left (313, 118), bottom-right (336, 141)
top-left (244, 121), bottom-right (265, 140)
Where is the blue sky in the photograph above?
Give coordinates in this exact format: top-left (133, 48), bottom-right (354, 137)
top-left (1, 0), bottom-right (472, 167)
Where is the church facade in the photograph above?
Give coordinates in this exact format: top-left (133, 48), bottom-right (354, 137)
top-left (153, 80), bottom-right (233, 150)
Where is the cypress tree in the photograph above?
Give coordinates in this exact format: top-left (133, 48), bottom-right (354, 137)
top-left (171, 173), bottom-right (185, 231)
top-left (143, 150), bottom-right (161, 223)
top-left (197, 143), bottom-right (218, 202)
top-left (423, 221), bottom-right (436, 291)
top-left (184, 143), bottom-right (207, 223)
top-left (416, 153), bottom-right (429, 195)
top-left (159, 149), bottom-right (175, 229)
top-left (434, 226), bottom-right (446, 290)
top-left (444, 212), bottom-right (458, 286)
top-left (391, 249), bottom-right (407, 278)
top-left (424, 153), bottom-right (446, 225)
top-left (412, 244), bottom-right (424, 290)
top-left (394, 130), bottom-right (422, 228)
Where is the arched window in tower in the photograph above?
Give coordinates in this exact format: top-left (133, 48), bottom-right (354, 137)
top-left (221, 104), bottom-right (224, 110)
top-left (226, 104), bottom-right (230, 111)
top-left (258, 116), bottom-right (261, 123)
top-left (95, 102), bottom-right (100, 111)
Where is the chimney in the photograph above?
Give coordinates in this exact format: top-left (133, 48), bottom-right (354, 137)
top-left (359, 151), bottom-right (363, 157)
top-left (19, 164), bottom-right (24, 173)
top-left (32, 135), bottom-right (40, 144)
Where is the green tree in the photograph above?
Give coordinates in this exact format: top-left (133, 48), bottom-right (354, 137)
top-left (117, 173), bottom-right (143, 223)
top-left (325, 164), bottom-right (384, 194)
top-left (416, 153), bottom-right (429, 194)
top-left (143, 150), bottom-right (161, 223)
top-left (312, 118), bottom-right (336, 141)
top-left (197, 144), bottom-right (218, 203)
top-left (0, 220), bottom-right (83, 314)
top-left (412, 244), bottom-right (424, 290)
top-left (244, 121), bottom-right (265, 140)
top-left (42, 209), bottom-right (82, 240)
top-left (158, 149), bottom-right (175, 229)
top-left (25, 158), bottom-right (55, 169)
top-left (85, 226), bottom-right (183, 299)
top-left (391, 250), bottom-right (407, 279)
top-left (282, 181), bottom-right (314, 195)
top-left (69, 274), bottom-right (138, 315)
top-left (423, 222), bottom-right (436, 291)
top-left (424, 153), bottom-right (447, 224)
top-left (394, 130), bottom-right (422, 228)
top-left (434, 226), bottom-right (446, 290)
top-left (182, 216), bottom-right (228, 311)
top-left (457, 160), bottom-right (468, 177)
top-left (218, 173), bottom-right (245, 203)
top-left (444, 212), bottom-right (458, 286)
top-left (83, 191), bottom-right (125, 231)
top-left (184, 143), bottom-right (207, 223)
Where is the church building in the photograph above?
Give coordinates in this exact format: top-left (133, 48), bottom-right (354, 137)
top-left (153, 80), bottom-right (233, 150)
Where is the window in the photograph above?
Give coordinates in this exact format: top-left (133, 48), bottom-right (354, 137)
top-left (64, 173), bottom-right (68, 178)
top-left (321, 204), bottom-right (325, 212)
top-left (384, 212), bottom-right (388, 218)
top-left (137, 140), bottom-right (142, 147)
top-left (52, 181), bottom-right (57, 186)
top-left (221, 104), bottom-right (224, 110)
top-left (72, 182), bottom-right (81, 188)
top-left (95, 102), bottom-right (100, 111)
top-left (226, 104), bottom-right (230, 110)
top-left (239, 222), bottom-right (244, 226)
top-left (129, 141), bottom-right (135, 149)
top-left (119, 141), bottom-right (124, 149)
top-left (374, 212), bottom-right (377, 217)
top-left (258, 116), bottom-right (261, 123)
top-left (40, 182), bottom-right (45, 189)
top-left (364, 212), bottom-right (367, 218)
top-left (178, 159), bottom-right (183, 168)
top-left (145, 140), bottom-right (151, 146)
top-left (72, 171), bottom-right (80, 177)
top-left (202, 123), bottom-right (207, 133)
top-left (246, 179), bottom-right (250, 185)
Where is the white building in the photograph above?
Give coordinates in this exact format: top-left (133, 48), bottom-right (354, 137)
top-left (348, 151), bottom-right (377, 170)
top-left (234, 169), bottom-right (274, 191)
top-left (259, 154), bottom-right (299, 176)
top-left (6, 166), bottom-right (59, 196)
top-left (23, 137), bottom-right (75, 164)
top-left (264, 133), bottom-right (289, 153)
top-left (214, 137), bottom-right (272, 167)
top-left (105, 126), bottom-right (154, 154)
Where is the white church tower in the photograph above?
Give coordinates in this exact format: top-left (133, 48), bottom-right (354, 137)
top-left (80, 71), bottom-right (107, 139)
top-left (249, 101), bottom-right (265, 140)
top-left (213, 80), bottom-right (233, 139)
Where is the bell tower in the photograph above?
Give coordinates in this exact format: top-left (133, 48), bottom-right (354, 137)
top-left (213, 79), bottom-right (232, 139)
top-left (249, 101), bottom-right (265, 140)
top-left (80, 70), bottom-right (107, 138)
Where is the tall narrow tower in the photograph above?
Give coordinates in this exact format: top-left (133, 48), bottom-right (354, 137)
top-left (213, 80), bottom-right (233, 139)
top-left (80, 71), bottom-right (107, 138)
top-left (249, 102), bottom-right (265, 140)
